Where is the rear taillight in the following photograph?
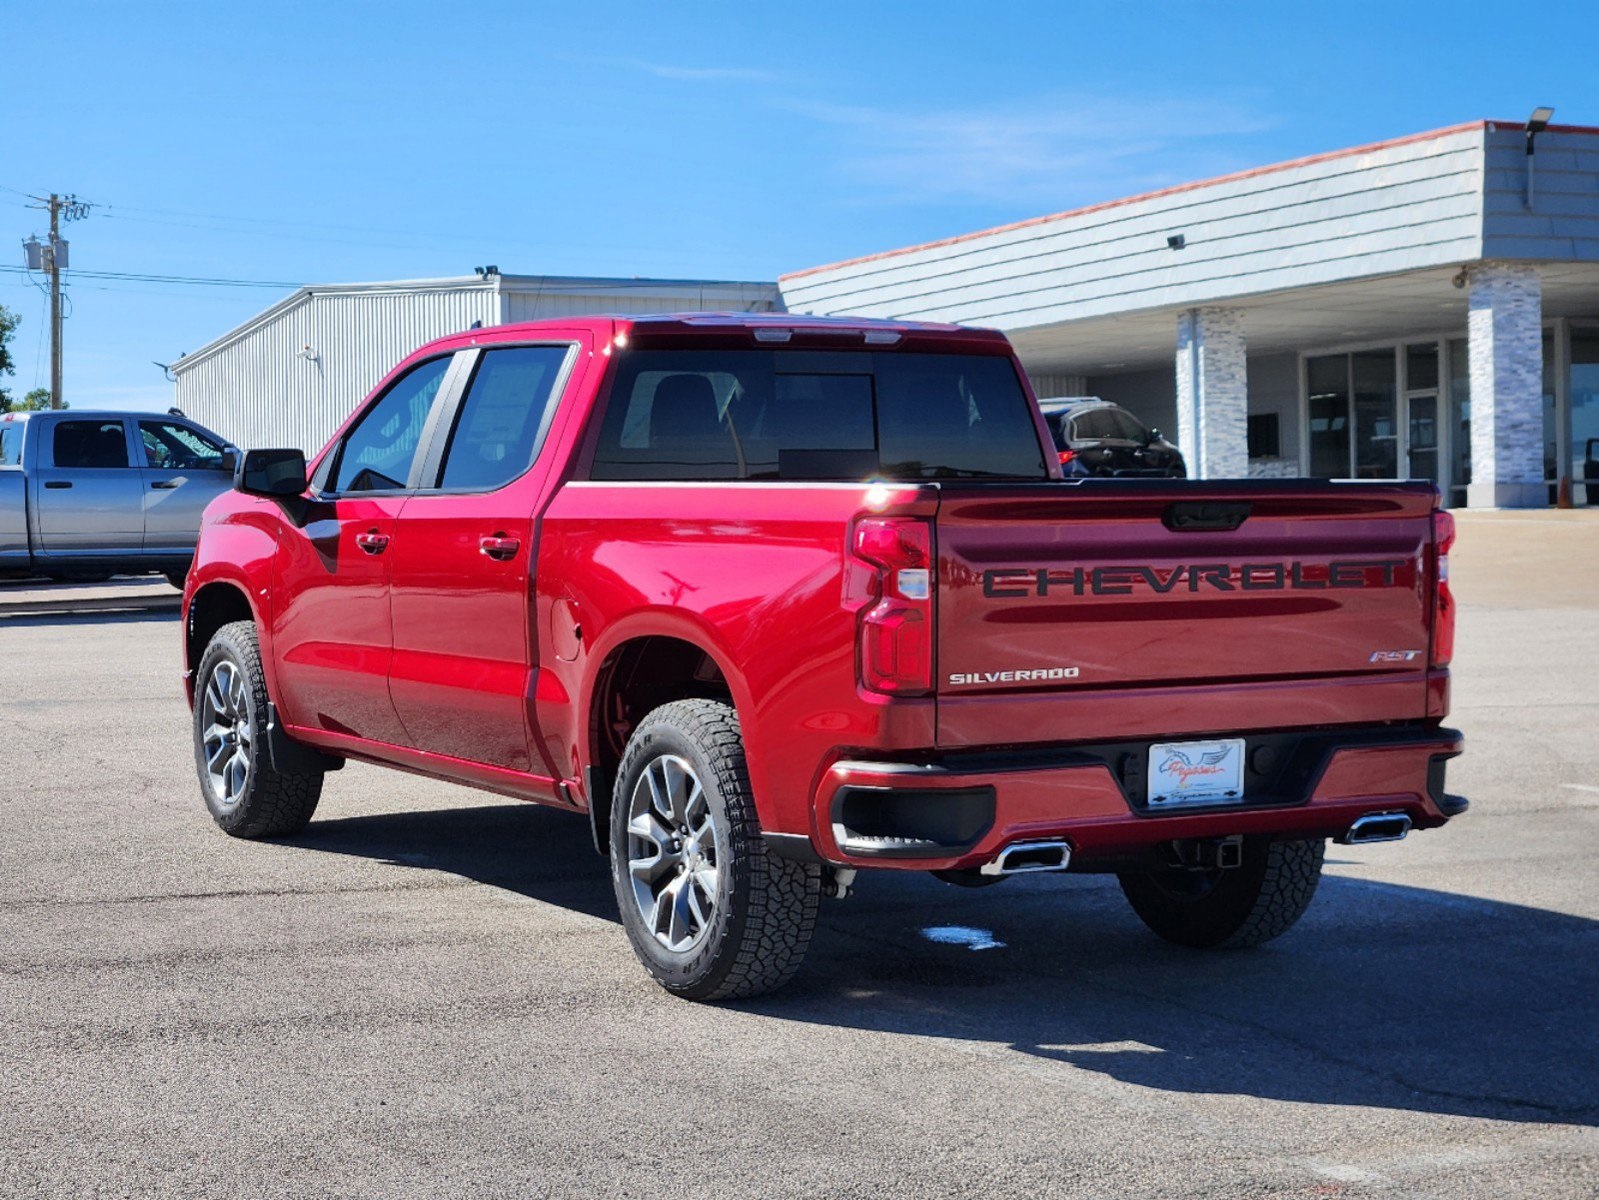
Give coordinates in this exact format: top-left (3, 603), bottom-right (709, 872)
top-left (852, 516), bottom-right (933, 695)
top-left (1430, 509), bottom-right (1456, 668)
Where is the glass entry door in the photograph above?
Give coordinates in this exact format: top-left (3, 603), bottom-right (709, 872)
top-left (1306, 346), bottom-right (1440, 483)
top-left (1573, 329), bottom-right (1599, 505)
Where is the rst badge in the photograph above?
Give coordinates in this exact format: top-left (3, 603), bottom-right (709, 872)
top-left (1369, 649), bottom-right (1423, 663)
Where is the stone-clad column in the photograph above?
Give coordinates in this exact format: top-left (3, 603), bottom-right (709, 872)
top-left (1175, 307), bottom-right (1247, 479)
top-left (1466, 262), bottom-right (1545, 508)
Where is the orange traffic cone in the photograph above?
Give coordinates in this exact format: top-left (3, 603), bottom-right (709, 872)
top-left (1557, 476), bottom-right (1574, 509)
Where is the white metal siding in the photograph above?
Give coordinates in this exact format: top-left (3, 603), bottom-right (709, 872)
top-left (175, 285), bottom-right (497, 453)
top-left (175, 277), bottom-right (782, 453)
top-left (782, 127), bottom-right (1487, 329)
top-left (501, 281), bottom-right (781, 323)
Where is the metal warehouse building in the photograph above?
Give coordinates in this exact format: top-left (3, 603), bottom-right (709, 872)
top-left (172, 273), bottom-right (781, 453)
top-left (782, 118), bottom-right (1599, 508)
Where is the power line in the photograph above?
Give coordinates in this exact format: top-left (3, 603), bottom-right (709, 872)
top-left (0, 264), bottom-right (303, 289)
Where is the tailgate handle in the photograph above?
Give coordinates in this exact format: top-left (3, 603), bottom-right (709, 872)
top-left (1162, 501), bottom-right (1252, 532)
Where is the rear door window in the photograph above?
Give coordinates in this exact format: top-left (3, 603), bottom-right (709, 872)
top-left (435, 345), bottom-right (572, 492)
top-left (1104, 408), bottom-right (1149, 441)
top-left (590, 350), bottom-right (1046, 481)
top-left (53, 419), bottom-right (130, 468)
top-left (0, 424), bottom-right (20, 466)
top-left (1069, 410), bottom-right (1112, 441)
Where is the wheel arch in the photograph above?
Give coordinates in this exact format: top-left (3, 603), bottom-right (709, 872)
top-left (581, 618), bottom-right (753, 857)
top-left (184, 579), bottom-right (259, 700)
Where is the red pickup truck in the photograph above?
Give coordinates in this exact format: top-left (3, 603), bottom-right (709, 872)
top-left (182, 313), bottom-right (1464, 1000)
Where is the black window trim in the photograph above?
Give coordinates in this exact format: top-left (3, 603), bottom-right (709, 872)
top-left (312, 351), bottom-right (467, 500)
top-left (409, 339), bottom-right (582, 497)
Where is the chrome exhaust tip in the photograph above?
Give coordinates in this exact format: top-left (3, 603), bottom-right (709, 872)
top-left (1339, 812), bottom-right (1413, 845)
top-left (979, 839), bottom-right (1072, 876)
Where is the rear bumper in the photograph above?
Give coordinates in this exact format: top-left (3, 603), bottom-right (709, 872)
top-left (784, 725), bottom-right (1465, 871)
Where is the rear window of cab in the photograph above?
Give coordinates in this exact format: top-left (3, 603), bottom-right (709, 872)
top-left (590, 349), bottom-right (1048, 482)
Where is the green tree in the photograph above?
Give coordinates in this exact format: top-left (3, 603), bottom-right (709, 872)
top-left (20, 388), bottom-right (60, 411)
top-left (0, 304), bottom-right (18, 410)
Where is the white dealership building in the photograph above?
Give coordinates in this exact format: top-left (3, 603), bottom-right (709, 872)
top-left (783, 118), bottom-right (1599, 508)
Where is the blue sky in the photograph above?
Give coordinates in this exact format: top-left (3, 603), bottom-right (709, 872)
top-left (2, 0), bottom-right (1593, 412)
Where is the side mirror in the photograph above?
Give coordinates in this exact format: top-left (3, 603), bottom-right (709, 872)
top-left (1145, 427), bottom-right (1162, 445)
top-left (235, 448), bottom-right (307, 498)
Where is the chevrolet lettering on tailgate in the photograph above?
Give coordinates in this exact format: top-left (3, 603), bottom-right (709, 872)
top-left (981, 560), bottom-right (1407, 598)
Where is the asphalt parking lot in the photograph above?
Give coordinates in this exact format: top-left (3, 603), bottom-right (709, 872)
top-left (2, 513), bottom-right (1596, 1199)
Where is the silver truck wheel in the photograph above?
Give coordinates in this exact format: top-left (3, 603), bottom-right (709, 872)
top-left (609, 700), bottom-right (821, 1000)
top-left (192, 621), bottom-right (322, 838)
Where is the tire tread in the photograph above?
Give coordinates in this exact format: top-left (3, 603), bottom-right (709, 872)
top-left (195, 620), bottom-right (322, 839)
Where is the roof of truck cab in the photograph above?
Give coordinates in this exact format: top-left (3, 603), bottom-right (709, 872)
top-left (0, 410), bottom-right (166, 422)
top-left (422, 311), bottom-right (1013, 353)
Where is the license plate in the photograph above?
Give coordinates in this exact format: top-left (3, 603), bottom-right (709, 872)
top-left (1147, 738), bottom-right (1246, 808)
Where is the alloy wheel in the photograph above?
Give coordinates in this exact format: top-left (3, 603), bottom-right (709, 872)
top-left (625, 754), bottom-right (723, 952)
top-left (200, 659), bottom-right (253, 809)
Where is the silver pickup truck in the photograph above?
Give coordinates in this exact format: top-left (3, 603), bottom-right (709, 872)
top-left (0, 410), bottom-right (238, 586)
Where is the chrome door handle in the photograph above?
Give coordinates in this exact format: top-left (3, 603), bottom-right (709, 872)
top-left (355, 530), bottom-right (391, 555)
top-left (479, 534), bottom-right (521, 561)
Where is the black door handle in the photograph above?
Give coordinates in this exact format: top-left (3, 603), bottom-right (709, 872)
top-left (44, 480), bottom-right (72, 489)
top-left (150, 480), bottom-right (180, 489)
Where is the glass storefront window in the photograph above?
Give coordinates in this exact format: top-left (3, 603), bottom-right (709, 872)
top-left (1353, 350), bottom-right (1398, 478)
top-left (1543, 331), bottom-right (1558, 487)
top-left (1307, 355), bottom-right (1349, 477)
top-left (1572, 330), bottom-right (1599, 506)
top-left (1406, 344), bottom-right (1439, 392)
top-left (1448, 337), bottom-right (1471, 508)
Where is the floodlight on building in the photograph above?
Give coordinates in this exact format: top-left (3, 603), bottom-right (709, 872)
top-left (1525, 106), bottom-right (1555, 208)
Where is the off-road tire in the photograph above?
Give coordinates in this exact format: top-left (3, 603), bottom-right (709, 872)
top-left (193, 620), bottom-right (322, 838)
top-left (610, 699), bottom-right (821, 1001)
top-left (1118, 836), bottom-right (1325, 949)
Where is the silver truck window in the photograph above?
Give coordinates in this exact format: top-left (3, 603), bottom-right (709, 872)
top-left (139, 421), bottom-right (224, 470)
top-left (53, 420), bottom-right (129, 469)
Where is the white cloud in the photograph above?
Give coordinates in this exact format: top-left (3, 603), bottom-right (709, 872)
top-left (784, 94), bottom-right (1275, 206)
top-left (575, 55), bottom-right (779, 85)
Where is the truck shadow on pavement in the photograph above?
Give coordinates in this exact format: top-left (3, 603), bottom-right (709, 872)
top-left (289, 802), bottom-right (1597, 1129)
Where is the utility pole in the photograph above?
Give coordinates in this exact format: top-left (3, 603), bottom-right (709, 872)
top-left (21, 193), bottom-right (92, 409)
top-left (47, 196), bottom-right (62, 408)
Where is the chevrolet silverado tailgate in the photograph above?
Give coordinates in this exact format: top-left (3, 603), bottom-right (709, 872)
top-left (934, 481), bottom-right (1439, 748)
